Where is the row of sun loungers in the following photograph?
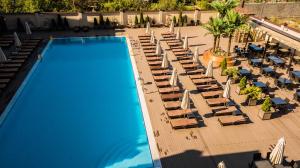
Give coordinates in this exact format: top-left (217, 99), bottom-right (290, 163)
top-left (138, 34), bottom-right (199, 129)
top-left (0, 37), bottom-right (41, 94)
top-left (161, 32), bottom-right (249, 126)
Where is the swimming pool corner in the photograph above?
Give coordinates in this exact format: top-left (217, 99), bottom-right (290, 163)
top-left (125, 36), bottom-right (162, 168)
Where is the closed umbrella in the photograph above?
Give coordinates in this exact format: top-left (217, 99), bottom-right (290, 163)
top-left (181, 90), bottom-right (190, 109)
top-left (223, 79), bottom-right (231, 98)
top-left (146, 22), bottom-right (150, 34)
top-left (150, 30), bottom-right (155, 44)
top-left (176, 28), bottom-right (181, 40)
top-left (0, 47), bottom-right (7, 62)
top-left (269, 137), bottom-right (286, 165)
top-left (183, 34), bottom-right (188, 50)
top-left (161, 52), bottom-right (169, 68)
top-left (155, 40), bottom-right (161, 55)
top-left (217, 161), bottom-right (226, 168)
top-left (205, 60), bottom-right (213, 77)
top-left (169, 69), bottom-right (178, 87)
top-left (25, 22), bottom-right (32, 35)
top-left (193, 47), bottom-right (199, 64)
top-left (14, 32), bottom-right (22, 47)
top-left (169, 21), bottom-right (174, 33)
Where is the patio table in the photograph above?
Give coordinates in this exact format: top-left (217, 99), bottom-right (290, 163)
top-left (291, 71), bottom-right (300, 82)
top-left (262, 67), bottom-right (275, 76)
top-left (239, 69), bottom-right (251, 77)
top-left (268, 55), bottom-right (285, 66)
top-left (250, 58), bottom-right (262, 66)
top-left (271, 97), bottom-right (287, 106)
top-left (249, 44), bottom-right (263, 53)
top-left (277, 77), bottom-right (292, 88)
top-left (253, 81), bottom-right (267, 91)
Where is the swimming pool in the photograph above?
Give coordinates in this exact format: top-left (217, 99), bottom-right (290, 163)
top-left (0, 37), bottom-right (154, 168)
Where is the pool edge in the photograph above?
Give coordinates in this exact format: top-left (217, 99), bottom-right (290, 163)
top-left (126, 37), bottom-right (162, 168)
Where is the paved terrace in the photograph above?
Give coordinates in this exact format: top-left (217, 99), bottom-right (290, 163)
top-left (1, 26), bottom-right (299, 168)
top-left (125, 27), bottom-right (300, 168)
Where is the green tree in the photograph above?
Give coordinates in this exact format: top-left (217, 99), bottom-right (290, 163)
top-left (224, 10), bottom-right (246, 55)
top-left (210, 0), bottom-right (238, 18)
top-left (202, 17), bottom-right (224, 52)
top-left (134, 15), bottom-right (139, 26)
top-left (172, 15), bottom-right (177, 25)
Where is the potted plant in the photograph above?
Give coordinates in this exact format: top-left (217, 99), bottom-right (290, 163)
top-left (258, 97), bottom-right (274, 120)
top-left (225, 68), bottom-right (239, 83)
top-left (240, 86), bottom-right (262, 106)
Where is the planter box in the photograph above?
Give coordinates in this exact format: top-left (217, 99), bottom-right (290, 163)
top-left (248, 98), bottom-right (257, 106)
top-left (258, 110), bottom-right (272, 120)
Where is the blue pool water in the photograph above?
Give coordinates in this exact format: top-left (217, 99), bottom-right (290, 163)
top-left (0, 37), bottom-right (153, 168)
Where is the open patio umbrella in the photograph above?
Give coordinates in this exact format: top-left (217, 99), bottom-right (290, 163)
top-left (181, 90), bottom-right (190, 109)
top-left (169, 21), bottom-right (174, 33)
top-left (150, 30), bottom-right (155, 44)
top-left (217, 161), bottom-right (227, 168)
top-left (205, 60), bottom-right (213, 77)
top-left (169, 68), bottom-right (178, 87)
top-left (161, 52), bottom-right (169, 68)
top-left (269, 137), bottom-right (286, 165)
top-left (155, 40), bottom-right (162, 55)
top-left (223, 79), bottom-right (231, 98)
top-left (176, 28), bottom-right (181, 40)
top-left (146, 22), bottom-right (150, 34)
top-left (183, 34), bottom-right (188, 50)
top-left (0, 47), bottom-right (7, 62)
top-left (14, 32), bottom-right (22, 47)
top-left (25, 22), bottom-right (32, 35)
top-left (193, 47), bottom-right (199, 64)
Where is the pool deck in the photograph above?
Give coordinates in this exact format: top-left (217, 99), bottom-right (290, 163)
top-left (1, 26), bottom-right (300, 168)
top-left (124, 27), bottom-right (300, 167)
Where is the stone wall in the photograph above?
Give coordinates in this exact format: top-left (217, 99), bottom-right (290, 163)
top-left (244, 2), bottom-right (300, 18)
top-left (3, 10), bottom-right (218, 30)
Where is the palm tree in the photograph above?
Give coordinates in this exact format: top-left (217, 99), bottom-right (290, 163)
top-left (203, 17), bottom-right (225, 52)
top-left (210, 0), bottom-right (238, 18)
top-left (224, 10), bottom-right (246, 55)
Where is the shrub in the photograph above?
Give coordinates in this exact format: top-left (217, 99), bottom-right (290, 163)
top-left (178, 11), bottom-right (183, 26)
top-left (196, 0), bottom-right (210, 10)
top-left (105, 17), bottom-right (110, 27)
top-left (145, 15), bottom-right (150, 24)
top-left (17, 18), bottom-right (24, 32)
top-left (93, 18), bottom-right (98, 28)
top-left (57, 14), bottom-right (63, 29)
top-left (220, 58), bottom-right (227, 75)
top-left (134, 15), bottom-right (139, 26)
top-left (139, 12), bottom-right (144, 25)
top-left (172, 16), bottom-right (177, 25)
top-left (99, 14), bottom-right (105, 26)
top-left (262, 97), bottom-right (272, 112)
top-left (63, 17), bottom-right (69, 29)
top-left (239, 76), bottom-right (247, 90)
top-left (0, 16), bottom-right (8, 33)
top-left (183, 15), bottom-right (188, 24)
top-left (240, 86), bottom-right (262, 100)
top-left (50, 19), bottom-right (57, 30)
